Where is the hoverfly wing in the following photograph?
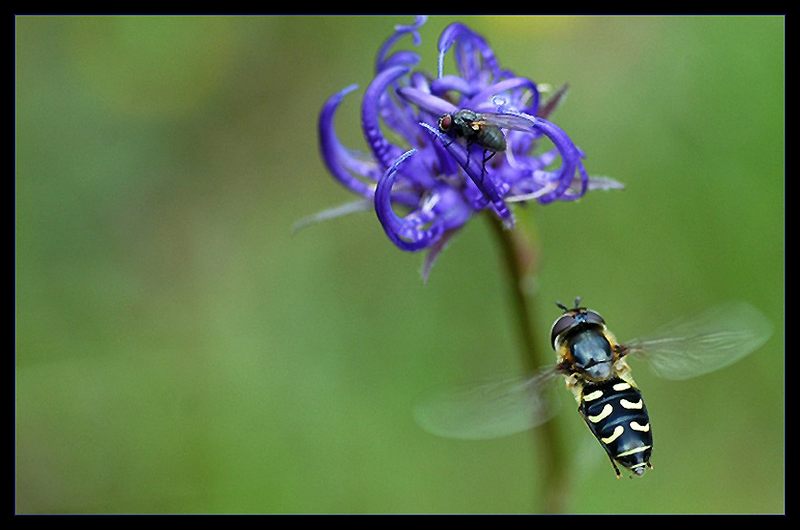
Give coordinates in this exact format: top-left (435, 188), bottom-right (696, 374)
top-left (473, 111), bottom-right (537, 133)
top-left (413, 366), bottom-right (561, 440)
top-left (621, 302), bottom-right (773, 380)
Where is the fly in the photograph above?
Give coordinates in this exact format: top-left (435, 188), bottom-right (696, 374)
top-left (437, 109), bottom-right (536, 181)
top-left (414, 300), bottom-right (773, 478)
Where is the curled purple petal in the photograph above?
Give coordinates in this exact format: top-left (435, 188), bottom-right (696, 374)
top-left (529, 117), bottom-right (582, 204)
top-left (557, 161), bottom-right (589, 201)
top-left (362, 68), bottom-right (436, 190)
top-left (379, 91), bottom-right (422, 144)
top-left (396, 87), bottom-right (457, 117)
top-left (410, 71), bottom-right (431, 92)
top-left (426, 184), bottom-right (473, 231)
top-left (375, 149), bottom-right (445, 252)
top-left (362, 66), bottom-right (409, 168)
top-left (430, 75), bottom-right (478, 98)
top-left (319, 85), bottom-right (375, 198)
top-left (340, 147), bottom-right (383, 181)
top-left (461, 176), bottom-right (491, 211)
top-left (437, 23), bottom-right (500, 81)
top-left (318, 86), bottom-right (422, 207)
top-left (376, 15), bottom-right (427, 72)
top-left (431, 137), bottom-right (460, 176)
top-left (379, 50), bottom-right (420, 71)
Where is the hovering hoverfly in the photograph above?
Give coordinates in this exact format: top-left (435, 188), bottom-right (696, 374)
top-left (437, 109), bottom-right (536, 180)
top-left (414, 300), bottom-right (773, 478)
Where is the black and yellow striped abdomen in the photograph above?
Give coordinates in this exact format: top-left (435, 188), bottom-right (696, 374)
top-left (579, 377), bottom-right (653, 476)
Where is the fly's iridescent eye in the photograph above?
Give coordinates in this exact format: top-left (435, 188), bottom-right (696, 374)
top-left (438, 114), bottom-right (453, 132)
top-left (550, 315), bottom-right (576, 348)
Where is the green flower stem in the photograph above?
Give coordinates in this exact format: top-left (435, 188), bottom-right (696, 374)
top-left (487, 213), bottom-right (570, 514)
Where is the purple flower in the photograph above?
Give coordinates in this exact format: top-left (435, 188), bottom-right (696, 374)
top-left (312, 17), bottom-right (622, 279)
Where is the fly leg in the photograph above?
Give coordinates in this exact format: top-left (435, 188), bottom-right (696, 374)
top-left (481, 150), bottom-right (497, 183)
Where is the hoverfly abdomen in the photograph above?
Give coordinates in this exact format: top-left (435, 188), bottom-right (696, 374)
top-left (579, 377), bottom-right (653, 477)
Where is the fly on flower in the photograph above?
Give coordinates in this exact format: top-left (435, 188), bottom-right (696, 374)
top-left (414, 301), bottom-right (772, 478)
top-left (437, 109), bottom-right (538, 181)
top-left (305, 17), bottom-right (624, 281)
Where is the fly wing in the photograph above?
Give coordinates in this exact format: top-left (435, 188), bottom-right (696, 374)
top-left (413, 366), bottom-right (562, 440)
top-left (473, 111), bottom-right (537, 133)
top-left (622, 302), bottom-right (773, 380)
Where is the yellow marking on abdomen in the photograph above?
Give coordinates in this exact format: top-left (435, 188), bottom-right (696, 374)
top-left (601, 425), bottom-right (624, 444)
top-left (630, 421), bottom-right (650, 432)
top-left (588, 404), bottom-right (613, 423)
top-left (583, 390), bottom-right (603, 402)
top-left (613, 382), bottom-right (631, 391)
top-left (616, 445), bottom-right (651, 458)
top-left (620, 398), bottom-right (643, 410)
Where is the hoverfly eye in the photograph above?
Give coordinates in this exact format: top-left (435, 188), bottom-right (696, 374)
top-left (584, 310), bottom-right (606, 325)
top-left (438, 114), bottom-right (452, 131)
top-left (550, 315), bottom-right (576, 349)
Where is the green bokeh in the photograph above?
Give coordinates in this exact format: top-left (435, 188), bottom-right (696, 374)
top-left (16, 16), bottom-right (784, 513)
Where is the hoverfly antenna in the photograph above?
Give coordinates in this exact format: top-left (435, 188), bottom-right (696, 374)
top-left (573, 296), bottom-right (582, 309)
top-left (555, 301), bottom-right (569, 312)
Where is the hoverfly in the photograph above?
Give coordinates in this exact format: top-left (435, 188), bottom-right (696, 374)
top-left (437, 109), bottom-right (536, 181)
top-left (414, 300), bottom-right (773, 478)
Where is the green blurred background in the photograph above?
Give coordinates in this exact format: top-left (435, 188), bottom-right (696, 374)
top-left (16, 16), bottom-right (784, 513)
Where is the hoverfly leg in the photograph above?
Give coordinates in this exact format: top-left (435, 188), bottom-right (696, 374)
top-left (604, 447), bottom-right (622, 479)
top-left (612, 460), bottom-right (622, 479)
top-left (579, 406), bottom-right (622, 479)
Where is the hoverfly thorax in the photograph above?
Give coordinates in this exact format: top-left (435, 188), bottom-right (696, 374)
top-left (551, 306), bottom-right (617, 382)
